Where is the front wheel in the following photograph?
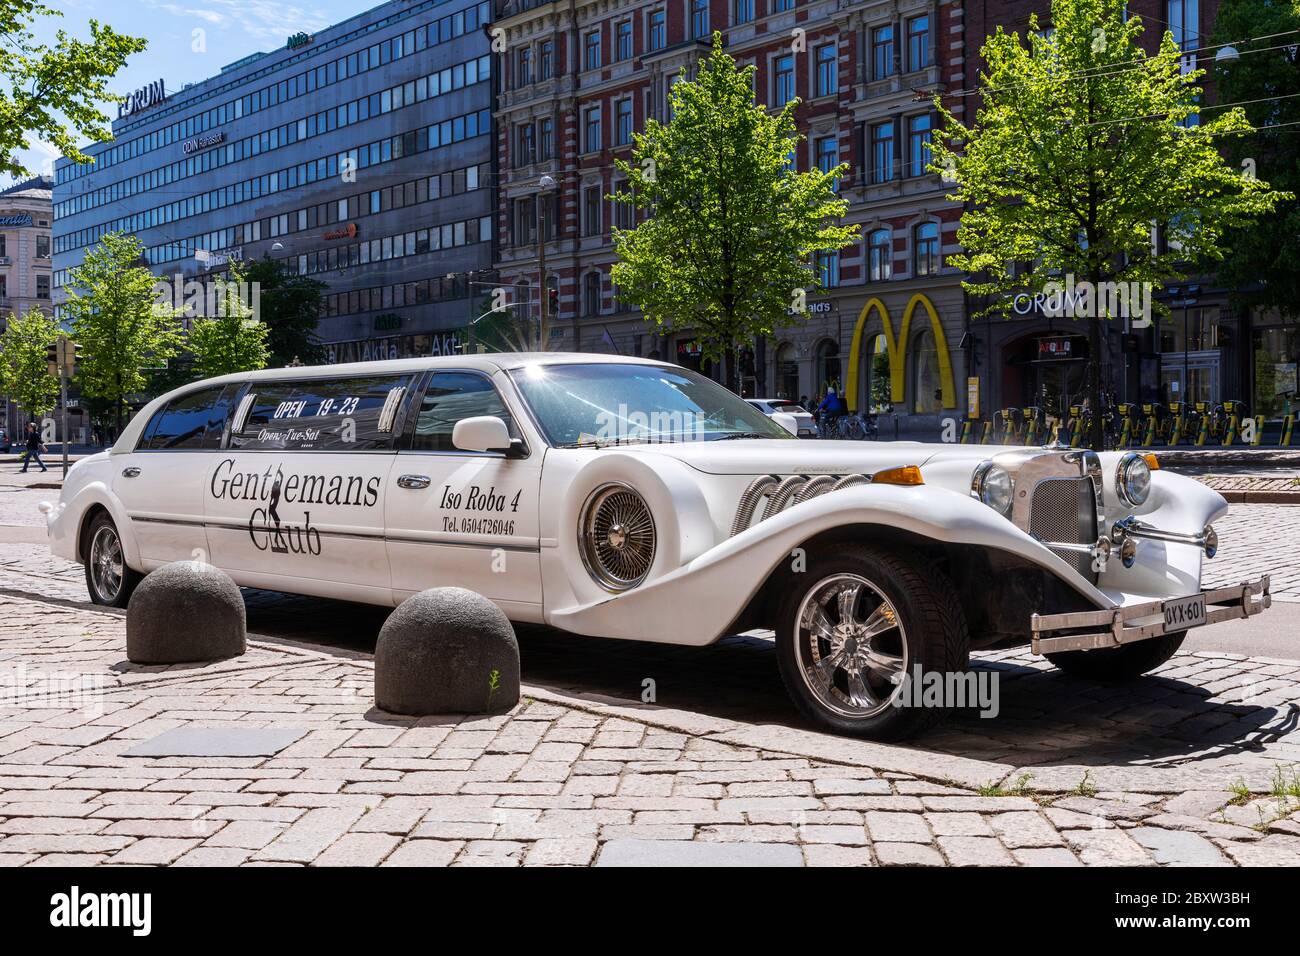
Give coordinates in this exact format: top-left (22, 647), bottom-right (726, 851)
top-left (83, 512), bottom-right (142, 608)
top-left (775, 543), bottom-right (970, 740)
top-left (1046, 634), bottom-right (1185, 681)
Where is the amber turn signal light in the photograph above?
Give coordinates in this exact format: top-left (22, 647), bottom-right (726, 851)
top-left (872, 465), bottom-right (925, 486)
top-left (1142, 453), bottom-right (1160, 470)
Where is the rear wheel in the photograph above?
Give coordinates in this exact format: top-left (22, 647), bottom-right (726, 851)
top-left (1046, 634), bottom-right (1185, 681)
top-left (775, 543), bottom-right (970, 741)
top-left (83, 512), bottom-right (142, 608)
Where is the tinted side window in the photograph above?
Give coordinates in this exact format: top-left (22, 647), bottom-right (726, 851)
top-left (201, 383), bottom-right (243, 449)
top-left (230, 376), bottom-right (411, 451)
top-left (141, 386), bottom-right (226, 450)
top-left (410, 372), bottom-right (514, 452)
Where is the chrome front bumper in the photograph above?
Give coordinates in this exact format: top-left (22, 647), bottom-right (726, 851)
top-left (1029, 575), bottom-right (1272, 655)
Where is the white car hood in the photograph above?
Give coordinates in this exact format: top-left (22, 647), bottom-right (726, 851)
top-left (623, 439), bottom-right (953, 476)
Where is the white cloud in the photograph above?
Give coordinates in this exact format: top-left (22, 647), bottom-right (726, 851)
top-left (141, 0), bottom-right (333, 45)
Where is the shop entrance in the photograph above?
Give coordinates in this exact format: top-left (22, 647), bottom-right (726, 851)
top-left (1001, 333), bottom-right (1089, 419)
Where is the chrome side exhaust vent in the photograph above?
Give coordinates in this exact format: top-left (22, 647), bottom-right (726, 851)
top-left (731, 473), bottom-right (872, 536)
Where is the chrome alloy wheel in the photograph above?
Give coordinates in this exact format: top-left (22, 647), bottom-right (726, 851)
top-left (794, 573), bottom-right (909, 719)
top-left (89, 524), bottom-right (125, 603)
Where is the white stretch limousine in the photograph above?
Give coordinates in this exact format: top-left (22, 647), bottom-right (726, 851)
top-left (45, 354), bottom-right (1272, 739)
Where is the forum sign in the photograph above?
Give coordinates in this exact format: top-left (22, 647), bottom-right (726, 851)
top-left (118, 79), bottom-right (167, 119)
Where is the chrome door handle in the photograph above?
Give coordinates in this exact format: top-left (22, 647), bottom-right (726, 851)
top-left (121, 467), bottom-right (141, 478)
top-left (396, 474), bottom-right (431, 489)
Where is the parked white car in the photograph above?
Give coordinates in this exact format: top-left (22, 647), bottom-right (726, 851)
top-left (745, 397), bottom-right (817, 438)
top-left (43, 354), bottom-right (1271, 739)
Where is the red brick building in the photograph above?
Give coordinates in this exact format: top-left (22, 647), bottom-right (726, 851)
top-left (491, 0), bottom-right (970, 433)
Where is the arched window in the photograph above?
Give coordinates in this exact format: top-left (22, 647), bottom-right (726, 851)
top-left (862, 334), bottom-right (892, 413)
top-left (913, 329), bottom-right (941, 413)
top-left (913, 221), bottom-right (940, 276)
top-left (868, 228), bottom-right (892, 282)
top-left (815, 339), bottom-right (841, 397)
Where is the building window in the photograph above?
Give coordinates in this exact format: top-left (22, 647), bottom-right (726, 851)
top-left (907, 114), bottom-right (932, 177)
top-left (584, 105), bottom-right (602, 153)
top-left (735, 0), bottom-right (754, 24)
top-left (815, 43), bottom-right (838, 97)
top-left (516, 47), bottom-right (532, 86)
top-left (539, 117), bottom-right (553, 160)
top-left (36, 234), bottom-right (50, 258)
top-left (515, 196), bottom-right (536, 245)
top-left (616, 98), bottom-right (634, 145)
top-left (868, 228), bottom-right (892, 281)
top-left (773, 0), bottom-right (794, 11)
top-left (614, 180), bottom-right (634, 229)
top-left (584, 30), bottom-right (602, 71)
top-left (648, 9), bottom-right (666, 51)
top-left (1168, 0), bottom-right (1199, 51)
top-left (617, 19), bottom-right (633, 60)
top-left (774, 54), bottom-right (796, 105)
top-left (913, 221), bottom-right (940, 276)
top-left (539, 40), bottom-right (554, 79)
top-left (36, 274), bottom-right (50, 299)
top-left (516, 123), bottom-right (535, 166)
top-left (817, 251), bottom-right (840, 288)
top-left (815, 135), bottom-right (839, 189)
top-left (583, 272), bottom-right (601, 316)
top-left (871, 25), bottom-right (894, 80)
top-left (906, 15), bottom-right (930, 71)
top-left (690, 0), bottom-right (709, 39)
top-left (871, 120), bottom-right (894, 183)
top-left (584, 185), bottom-right (603, 235)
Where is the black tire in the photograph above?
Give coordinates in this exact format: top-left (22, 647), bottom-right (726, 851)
top-left (82, 511), bottom-right (143, 608)
top-left (775, 543), bottom-right (970, 741)
top-left (1046, 634), bottom-right (1185, 681)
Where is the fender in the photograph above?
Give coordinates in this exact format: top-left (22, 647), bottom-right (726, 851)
top-left (547, 483), bottom-right (1121, 646)
top-left (46, 479), bottom-right (142, 571)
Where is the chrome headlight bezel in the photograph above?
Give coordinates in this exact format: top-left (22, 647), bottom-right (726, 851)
top-left (1115, 452), bottom-right (1152, 507)
top-left (970, 460), bottom-right (1014, 517)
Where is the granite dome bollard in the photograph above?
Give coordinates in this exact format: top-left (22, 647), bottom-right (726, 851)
top-left (375, 587), bottom-right (520, 716)
top-left (125, 560), bottom-right (247, 664)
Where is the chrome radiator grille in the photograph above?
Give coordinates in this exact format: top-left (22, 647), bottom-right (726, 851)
top-left (1029, 477), bottom-right (1099, 579)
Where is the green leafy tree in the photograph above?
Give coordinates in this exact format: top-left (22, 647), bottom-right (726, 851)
top-left (0, 0), bottom-right (146, 179)
top-left (0, 308), bottom-right (59, 420)
top-left (63, 232), bottom-right (183, 432)
top-left (930, 0), bottom-right (1284, 447)
top-left (1211, 0), bottom-right (1300, 322)
top-left (611, 35), bottom-right (857, 390)
top-left (470, 291), bottom-right (533, 353)
top-left (187, 262), bottom-right (270, 378)
top-left (239, 256), bottom-right (326, 366)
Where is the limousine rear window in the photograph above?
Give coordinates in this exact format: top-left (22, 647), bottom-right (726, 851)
top-left (230, 375), bottom-right (413, 452)
top-left (140, 385), bottom-right (230, 451)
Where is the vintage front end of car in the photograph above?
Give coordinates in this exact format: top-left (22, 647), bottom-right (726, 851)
top-left (514, 359), bottom-right (1273, 740)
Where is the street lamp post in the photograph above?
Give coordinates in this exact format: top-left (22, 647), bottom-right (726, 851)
top-left (537, 174), bottom-right (556, 352)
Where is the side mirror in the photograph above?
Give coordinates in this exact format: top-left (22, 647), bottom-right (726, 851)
top-left (452, 416), bottom-right (521, 455)
top-left (771, 412), bottom-right (800, 437)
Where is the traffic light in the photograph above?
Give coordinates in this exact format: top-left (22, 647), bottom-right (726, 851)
top-left (547, 288), bottom-right (559, 317)
top-left (46, 340), bottom-right (59, 378)
top-left (46, 336), bottom-right (80, 377)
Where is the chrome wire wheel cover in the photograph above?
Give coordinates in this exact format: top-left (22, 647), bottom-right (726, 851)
top-left (579, 483), bottom-right (656, 591)
top-left (795, 573), bottom-right (908, 719)
top-left (89, 525), bottom-right (124, 602)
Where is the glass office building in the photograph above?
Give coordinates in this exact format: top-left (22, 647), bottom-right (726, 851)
top-left (53, 0), bottom-right (495, 363)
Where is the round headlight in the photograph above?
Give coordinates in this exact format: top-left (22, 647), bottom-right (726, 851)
top-left (971, 461), bottom-right (1014, 516)
top-left (1116, 452), bottom-right (1151, 506)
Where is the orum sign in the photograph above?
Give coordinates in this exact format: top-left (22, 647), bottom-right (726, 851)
top-left (119, 79), bottom-right (167, 118)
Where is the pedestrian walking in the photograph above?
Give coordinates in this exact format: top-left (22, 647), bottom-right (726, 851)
top-left (20, 423), bottom-right (48, 473)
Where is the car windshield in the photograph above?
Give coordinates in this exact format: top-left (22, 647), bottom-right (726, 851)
top-left (511, 362), bottom-right (795, 447)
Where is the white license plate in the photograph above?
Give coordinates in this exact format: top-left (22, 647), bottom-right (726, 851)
top-left (1163, 593), bottom-right (1207, 632)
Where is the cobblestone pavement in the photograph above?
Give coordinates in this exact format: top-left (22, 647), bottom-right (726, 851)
top-left (0, 488), bottom-right (1298, 865)
top-left (2, 594), bottom-right (1299, 868)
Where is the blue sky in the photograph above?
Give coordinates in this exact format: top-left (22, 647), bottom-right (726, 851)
top-left (7, 0), bottom-right (371, 185)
